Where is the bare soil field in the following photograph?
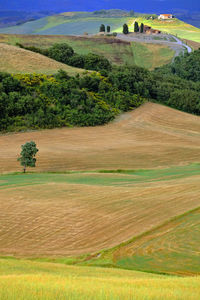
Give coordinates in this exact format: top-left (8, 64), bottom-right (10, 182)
top-left (0, 102), bottom-right (200, 173)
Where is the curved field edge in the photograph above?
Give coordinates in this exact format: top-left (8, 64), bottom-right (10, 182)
top-left (0, 259), bottom-right (200, 300)
top-left (0, 43), bottom-right (88, 75)
top-left (0, 164), bottom-right (199, 260)
top-left (75, 206), bottom-right (200, 276)
top-left (0, 102), bottom-right (200, 173)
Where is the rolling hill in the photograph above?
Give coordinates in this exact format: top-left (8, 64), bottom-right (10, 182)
top-left (0, 33), bottom-right (175, 70)
top-left (0, 103), bottom-right (199, 262)
top-left (0, 102), bottom-right (199, 173)
top-left (0, 10), bottom-right (199, 43)
top-left (0, 43), bottom-right (87, 75)
top-left (0, 11), bottom-right (132, 35)
top-left (128, 17), bottom-right (200, 43)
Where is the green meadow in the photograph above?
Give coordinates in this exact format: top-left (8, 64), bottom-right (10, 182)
top-left (1, 164), bottom-right (199, 189)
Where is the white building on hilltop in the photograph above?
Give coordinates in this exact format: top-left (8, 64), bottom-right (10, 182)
top-left (158, 14), bottom-right (173, 20)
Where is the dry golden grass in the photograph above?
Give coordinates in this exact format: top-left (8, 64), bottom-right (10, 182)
top-left (0, 174), bottom-right (200, 257)
top-left (0, 43), bottom-right (85, 75)
top-left (0, 102), bottom-right (199, 173)
top-left (1, 259), bottom-right (200, 300)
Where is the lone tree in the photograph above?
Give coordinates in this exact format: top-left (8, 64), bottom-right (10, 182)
top-left (18, 141), bottom-right (39, 173)
top-left (123, 23), bottom-right (129, 34)
top-left (107, 25), bottom-right (111, 33)
top-left (99, 24), bottom-right (105, 32)
top-left (134, 21), bottom-right (139, 32)
top-left (140, 23), bottom-right (144, 33)
top-left (130, 10), bottom-right (135, 17)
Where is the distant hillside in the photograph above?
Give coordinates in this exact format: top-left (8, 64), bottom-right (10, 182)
top-left (0, 10), bottom-right (132, 35)
top-left (128, 17), bottom-right (200, 43)
top-left (0, 10), bottom-right (199, 43)
top-left (0, 43), bottom-right (86, 75)
top-left (0, 11), bottom-right (54, 28)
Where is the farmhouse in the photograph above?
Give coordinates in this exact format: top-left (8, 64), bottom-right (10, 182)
top-left (158, 14), bottom-right (173, 20)
top-left (142, 25), bottom-right (161, 34)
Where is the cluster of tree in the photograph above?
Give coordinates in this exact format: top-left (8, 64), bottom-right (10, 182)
top-left (16, 43), bottom-right (112, 72)
top-left (0, 70), bottom-right (146, 132)
top-left (1, 47), bottom-right (200, 133)
top-left (158, 49), bottom-right (200, 82)
top-left (99, 24), bottom-right (111, 33)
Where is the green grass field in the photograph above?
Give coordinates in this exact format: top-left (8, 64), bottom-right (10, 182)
top-left (1, 259), bottom-right (200, 300)
top-left (128, 18), bottom-right (200, 43)
top-left (131, 42), bottom-right (174, 70)
top-left (1, 164), bottom-right (199, 189)
top-left (0, 12), bottom-right (131, 35)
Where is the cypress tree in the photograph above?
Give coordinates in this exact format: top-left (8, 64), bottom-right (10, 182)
top-left (107, 25), bottom-right (111, 33)
top-left (123, 23), bottom-right (129, 35)
top-left (134, 21), bottom-right (139, 33)
top-left (140, 23), bottom-right (144, 33)
top-left (99, 24), bottom-right (105, 32)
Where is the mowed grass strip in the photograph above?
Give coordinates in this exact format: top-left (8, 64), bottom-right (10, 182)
top-left (0, 169), bottom-right (199, 256)
top-left (105, 207), bottom-right (200, 275)
top-left (131, 42), bottom-right (174, 70)
top-left (0, 43), bottom-right (86, 75)
top-left (0, 259), bottom-right (200, 300)
top-left (0, 102), bottom-right (200, 173)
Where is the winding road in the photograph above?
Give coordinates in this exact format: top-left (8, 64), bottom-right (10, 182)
top-left (117, 33), bottom-right (192, 59)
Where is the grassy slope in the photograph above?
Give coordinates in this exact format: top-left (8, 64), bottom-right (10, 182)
top-left (0, 13), bottom-right (131, 35)
top-left (128, 18), bottom-right (200, 43)
top-left (0, 43), bottom-right (86, 75)
top-left (0, 34), bottom-right (174, 69)
top-left (131, 42), bottom-right (174, 70)
top-left (1, 259), bottom-right (200, 300)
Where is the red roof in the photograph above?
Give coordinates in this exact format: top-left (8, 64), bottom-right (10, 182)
top-left (160, 14), bottom-right (172, 16)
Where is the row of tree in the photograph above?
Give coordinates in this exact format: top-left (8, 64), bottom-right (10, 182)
top-left (99, 24), bottom-right (111, 33)
top-left (122, 22), bottom-right (145, 35)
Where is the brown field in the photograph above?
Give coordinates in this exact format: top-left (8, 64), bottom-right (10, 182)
top-left (0, 103), bottom-right (200, 257)
top-left (0, 174), bottom-right (200, 257)
top-left (0, 43), bottom-right (85, 75)
top-left (0, 102), bottom-right (200, 173)
top-left (183, 39), bottom-right (200, 50)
